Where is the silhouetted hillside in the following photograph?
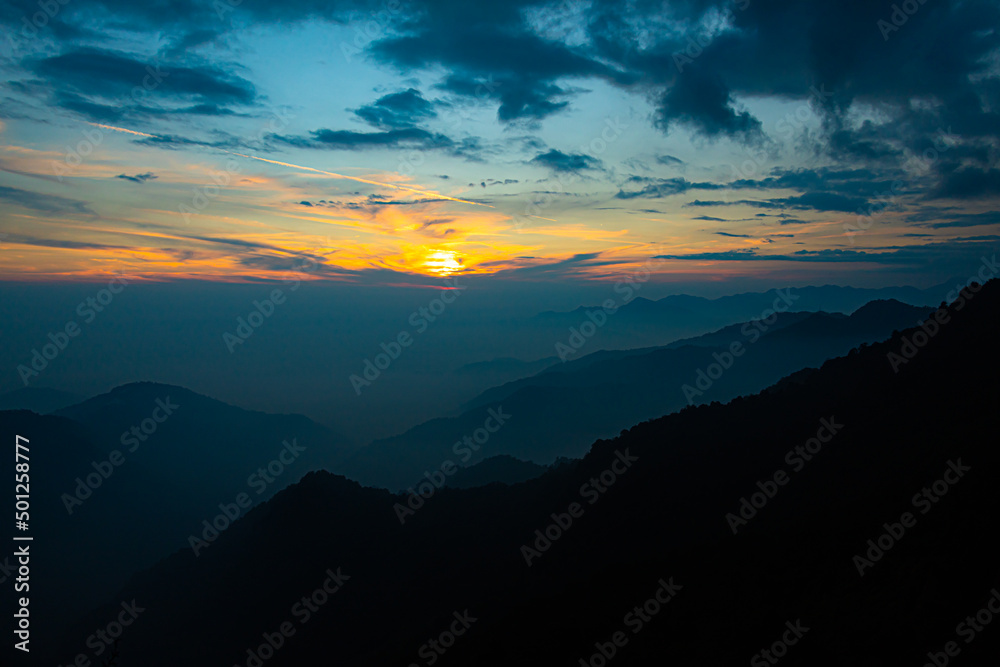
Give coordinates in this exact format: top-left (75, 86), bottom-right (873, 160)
top-left (345, 299), bottom-right (933, 489)
top-left (0, 382), bottom-right (352, 649)
top-left (46, 280), bottom-right (999, 666)
top-left (444, 455), bottom-right (548, 489)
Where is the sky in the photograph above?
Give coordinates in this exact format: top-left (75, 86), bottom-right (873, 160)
top-left (0, 0), bottom-right (999, 288)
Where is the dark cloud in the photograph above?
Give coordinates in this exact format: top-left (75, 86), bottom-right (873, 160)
top-left (275, 127), bottom-right (454, 151)
top-left (929, 167), bottom-right (1000, 200)
top-left (0, 185), bottom-right (93, 214)
top-left (656, 241), bottom-right (1000, 267)
top-left (616, 177), bottom-right (722, 199)
top-left (781, 192), bottom-right (867, 213)
top-left (686, 199), bottom-right (783, 209)
top-left (354, 89), bottom-right (437, 130)
top-left (925, 211), bottom-right (1000, 229)
top-left (531, 149), bottom-right (602, 172)
top-left (654, 66), bottom-right (762, 141)
top-left (29, 48), bottom-right (256, 121)
top-left (0, 233), bottom-right (127, 250)
top-left (116, 172), bottom-right (157, 184)
top-left (684, 192), bottom-right (867, 213)
top-left (714, 231), bottom-right (752, 238)
top-left (656, 154), bottom-right (685, 166)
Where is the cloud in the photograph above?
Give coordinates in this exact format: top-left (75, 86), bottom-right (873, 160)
top-left (683, 192), bottom-right (867, 213)
top-left (0, 185), bottom-right (94, 214)
top-left (369, 9), bottom-right (631, 122)
top-left (29, 48), bottom-right (257, 121)
top-left (531, 149), bottom-right (602, 172)
top-left (274, 128), bottom-right (454, 151)
top-left (0, 233), bottom-right (129, 250)
top-left (354, 89), bottom-right (438, 130)
top-left (925, 211), bottom-right (1000, 229)
top-left (656, 154), bottom-right (685, 166)
top-left (116, 172), bottom-right (157, 184)
top-left (930, 167), bottom-right (1000, 200)
top-left (616, 177), bottom-right (722, 199)
top-left (654, 66), bottom-right (762, 141)
top-left (655, 241), bottom-right (1000, 266)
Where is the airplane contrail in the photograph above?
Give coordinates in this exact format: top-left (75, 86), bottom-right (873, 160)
top-left (86, 122), bottom-right (156, 138)
top-left (224, 151), bottom-right (492, 208)
top-left (87, 122), bottom-right (491, 208)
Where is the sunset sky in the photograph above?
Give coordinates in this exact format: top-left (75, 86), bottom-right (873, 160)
top-left (1, 0), bottom-right (998, 286)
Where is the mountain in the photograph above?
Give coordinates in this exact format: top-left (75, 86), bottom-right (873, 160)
top-left (450, 356), bottom-right (561, 397)
top-left (0, 382), bottom-right (352, 644)
top-left (41, 279), bottom-right (999, 666)
top-left (529, 284), bottom-right (941, 351)
top-left (54, 381), bottom-right (351, 495)
top-left (443, 455), bottom-right (549, 489)
top-left (343, 299), bottom-right (933, 490)
top-left (0, 386), bottom-right (86, 412)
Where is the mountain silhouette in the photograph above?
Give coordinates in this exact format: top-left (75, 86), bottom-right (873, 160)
top-left (0, 381), bottom-right (351, 648)
top-left (344, 299), bottom-right (934, 490)
top-left (40, 279), bottom-right (999, 666)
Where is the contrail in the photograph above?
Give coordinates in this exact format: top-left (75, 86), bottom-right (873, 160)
top-left (224, 151), bottom-right (491, 208)
top-left (86, 122), bottom-right (156, 138)
top-left (87, 122), bottom-right (491, 209)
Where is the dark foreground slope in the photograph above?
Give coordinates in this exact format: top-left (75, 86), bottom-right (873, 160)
top-left (41, 280), bottom-right (1000, 666)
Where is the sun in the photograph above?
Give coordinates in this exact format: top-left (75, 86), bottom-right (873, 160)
top-left (424, 250), bottom-right (463, 276)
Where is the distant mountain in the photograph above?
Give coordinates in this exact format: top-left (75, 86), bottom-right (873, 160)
top-left (0, 386), bottom-right (85, 412)
top-left (48, 280), bottom-right (1000, 666)
top-left (0, 382), bottom-right (351, 645)
top-left (54, 381), bottom-right (351, 494)
top-left (444, 455), bottom-right (548, 489)
top-left (451, 355), bottom-right (561, 392)
top-left (344, 299), bottom-right (933, 490)
top-left (529, 283), bottom-right (941, 351)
